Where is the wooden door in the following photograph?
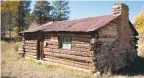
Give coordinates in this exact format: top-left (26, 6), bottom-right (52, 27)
top-left (40, 39), bottom-right (44, 60)
top-left (37, 31), bottom-right (44, 60)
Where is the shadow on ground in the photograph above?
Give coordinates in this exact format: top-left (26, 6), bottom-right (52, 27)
top-left (116, 56), bottom-right (144, 76)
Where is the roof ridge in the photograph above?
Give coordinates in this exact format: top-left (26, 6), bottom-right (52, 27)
top-left (58, 14), bottom-right (114, 29)
top-left (63, 14), bottom-right (113, 22)
top-left (21, 14), bottom-right (119, 33)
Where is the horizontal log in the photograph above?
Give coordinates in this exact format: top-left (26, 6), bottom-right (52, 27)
top-left (24, 44), bottom-right (37, 47)
top-left (25, 54), bottom-right (36, 59)
top-left (59, 49), bottom-right (93, 57)
top-left (57, 33), bottom-right (91, 38)
top-left (25, 51), bottom-right (37, 54)
top-left (44, 49), bottom-right (93, 57)
top-left (72, 43), bottom-right (90, 46)
top-left (44, 39), bottom-right (58, 42)
top-left (96, 56), bottom-right (108, 62)
top-left (24, 46), bottom-right (37, 50)
top-left (44, 57), bottom-right (92, 69)
top-left (44, 52), bottom-right (92, 63)
top-left (46, 41), bottom-right (58, 45)
top-left (101, 42), bottom-right (113, 47)
top-left (44, 60), bottom-right (90, 69)
top-left (45, 45), bottom-right (59, 49)
top-left (25, 40), bottom-right (37, 42)
top-left (100, 46), bottom-right (109, 50)
top-left (72, 43), bottom-right (90, 49)
top-left (94, 60), bottom-right (108, 67)
top-left (95, 52), bottom-right (107, 56)
top-left (72, 41), bottom-right (89, 44)
top-left (24, 40), bottom-right (37, 44)
top-left (72, 47), bottom-right (90, 52)
top-left (99, 29), bottom-right (118, 35)
top-left (45, 34), bottom-right (91, 40)
top-left (98, 38), bottom-right (116, 42)
top-left (48, 56), bottom-right (91, 65)
top-left (25, 49), bottom-right (37, 53)
top-left (25, 52), bottom-right (36, 56)
top-left (44, 48), bottom-right (59, 53)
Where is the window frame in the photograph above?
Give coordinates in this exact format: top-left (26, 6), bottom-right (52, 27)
top-left (59, 36), bottom-right (72, 49)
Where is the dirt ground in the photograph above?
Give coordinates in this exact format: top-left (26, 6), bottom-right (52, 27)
top-left (1, 41), bottom-right (144, 78)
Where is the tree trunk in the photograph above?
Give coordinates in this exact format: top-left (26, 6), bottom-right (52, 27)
top-left (9, 30), bottom-right (11, 37)
top-left (9, 13), bottom-right (11, 37)
top-left (39, 12), bottom-right (42, 25)
top-left (21, 4), bottom-right (24, 31)
top-left (18, 4), bottom-right (21, 32)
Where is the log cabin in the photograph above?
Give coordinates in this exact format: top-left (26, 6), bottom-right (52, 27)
top-left (20, 3), bottom-right (138, 72)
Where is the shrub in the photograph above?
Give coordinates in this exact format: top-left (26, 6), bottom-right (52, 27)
top-left (14, 42), bottom-right (22, 51)
top-left (1, 36), bottom-right (22, 42)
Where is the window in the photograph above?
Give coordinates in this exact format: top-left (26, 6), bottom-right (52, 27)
top-left (60, 36), bottom-right (71, 49)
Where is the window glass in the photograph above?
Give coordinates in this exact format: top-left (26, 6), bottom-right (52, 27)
top-left (60, 36), bottom-right (71, 49)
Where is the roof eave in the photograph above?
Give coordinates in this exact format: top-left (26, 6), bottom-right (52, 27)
top-left (129, 21), bottom-right (139, 36)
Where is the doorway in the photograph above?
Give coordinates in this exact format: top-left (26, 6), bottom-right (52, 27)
top-left (36, 31), bottom-right (44, 60)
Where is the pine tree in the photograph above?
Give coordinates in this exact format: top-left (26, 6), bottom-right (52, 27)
top-left (32, 1), bottom-right (52, 25)
top-left (1, 1), bottom-right (31, 36)
top-left (18, 1), bottom-right (31, 32)
top-left (51, 0), bottom-right (70, 21)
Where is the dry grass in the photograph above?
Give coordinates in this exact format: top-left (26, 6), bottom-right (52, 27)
top-left (1, 41), bottom-right (144, 78)
top-left (138, 38), bottom-right (144, 57)
top-left (1, 41), bottom-right (94, 78)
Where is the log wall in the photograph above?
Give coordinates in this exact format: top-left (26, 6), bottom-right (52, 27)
top-left (92, 22), bottom-right (119, 71)
top-left (92, 16), bottom-right (138, 72)
top-left (109, 3), bottom-right (138, 71)
top-left (43, 33), bottom-right (94, 70)
top-left (23, 33), bottom-right (37, 59)
top-left (22, 20), bottom-right (137, 72)
top-left (112, 16), bottom-right (138, 71)
top-left (22, 13), bottom-right (137, 72)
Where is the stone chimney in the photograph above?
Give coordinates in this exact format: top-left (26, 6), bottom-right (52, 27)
top-left (112, 2), bottom-right (129, 19)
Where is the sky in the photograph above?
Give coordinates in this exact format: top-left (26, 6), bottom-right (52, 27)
top-left (30, 1), bottom-right (144, 23)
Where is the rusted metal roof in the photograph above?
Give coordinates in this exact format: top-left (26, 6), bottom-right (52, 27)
top-left (129, 21), bottom-right (139, 36)
top-left (21, 14), bottom-right (118, 33)
top-left (20, 22), bottom-right (53, 33)
top-left (43, 14), bottom-right (118, 32)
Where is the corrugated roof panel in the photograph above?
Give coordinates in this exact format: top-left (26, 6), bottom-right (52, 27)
top-left (21, 14), bottom-right (118, 33)
top-left (43, 14), bottom-right (118, 32)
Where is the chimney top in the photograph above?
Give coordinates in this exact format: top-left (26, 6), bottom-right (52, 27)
top-left (114, 2), bottom-right (126, 6)
top-left (112, 2), bottom-right (129, 16)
